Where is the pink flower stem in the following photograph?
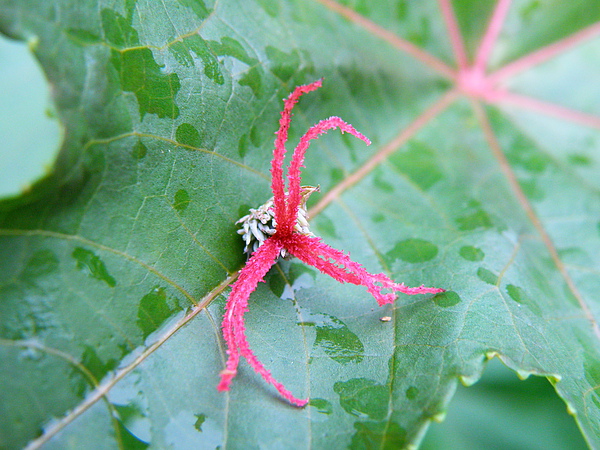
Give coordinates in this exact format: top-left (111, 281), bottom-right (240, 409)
top-left (271, 80), bottom-right (323, 224)
top-left (284, 117), bottom-right (371, 234)
top-left (284, 234), bottom-right (444, 306)
top-left (219, 240), bottom-right (296, 393)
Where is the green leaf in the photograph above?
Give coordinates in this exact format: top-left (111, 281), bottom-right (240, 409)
top-left (0, 0), bottom-right (598, 448)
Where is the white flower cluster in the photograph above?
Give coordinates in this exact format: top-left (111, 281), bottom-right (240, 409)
top-left (236, 186), bottom-right (318, 258)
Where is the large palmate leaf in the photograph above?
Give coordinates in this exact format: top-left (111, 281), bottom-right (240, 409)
top-left (1, 0), bottom-right (599, 448)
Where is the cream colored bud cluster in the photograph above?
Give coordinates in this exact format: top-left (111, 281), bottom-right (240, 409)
top-left (236, 186), bottom-right (318, 258)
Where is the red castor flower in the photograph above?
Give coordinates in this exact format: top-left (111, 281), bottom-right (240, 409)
top-left (218, 79), bottom-right (445, 407)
